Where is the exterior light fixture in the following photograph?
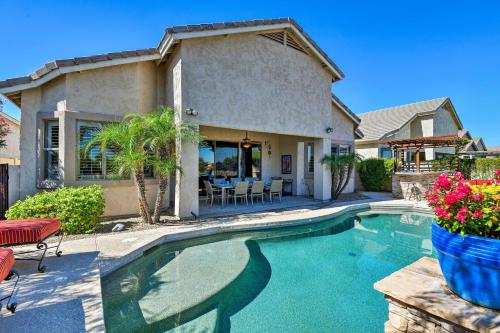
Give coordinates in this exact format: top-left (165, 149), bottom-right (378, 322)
top-left (185, 108), bottom-right (198, 116)
top-left (326, 127), bottom-right (334, 134)
top-left (242, 131), bottom-right (252, 149)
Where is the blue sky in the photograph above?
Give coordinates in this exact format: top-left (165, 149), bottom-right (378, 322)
top-left (1, 0), bottom-right (499, 146)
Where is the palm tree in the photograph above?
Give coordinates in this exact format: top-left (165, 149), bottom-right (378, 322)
top-left (321, 153), bottom-right (360, 200)
top-left (85, 115), bottom-right (153, 224)
top-left (144, 106), bottom-right (201, 223)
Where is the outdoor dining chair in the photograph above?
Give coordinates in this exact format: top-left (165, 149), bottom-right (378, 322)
top-left (267, 179), bottom-right (283, 203)
top-left (203, 180), bottom-right (223, 207)
top-left (230, 177), bottom-right (242, 186)
top-left (249, 180), bottom-right (265, 205)
top-left (228, 181), bottom-right (249, 206)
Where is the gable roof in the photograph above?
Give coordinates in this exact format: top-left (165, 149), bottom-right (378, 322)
top-left (0, 18), bottom-right (344, 107)
top-left (0, 48), bottom-right (160, 105)
top-left (356, 97), bottom-right (463, 142)
top-left (157, 18), bottom-right (344, 80)
top-left (331, 94), bottom-right (360, 124)
top-left (472, 137), bottom-right (487, 151)
top-left (0, 111), bottom-right (19, 126)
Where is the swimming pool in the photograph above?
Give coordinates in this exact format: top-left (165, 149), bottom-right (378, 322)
top-left (102, 209), bottom-right (435, 332)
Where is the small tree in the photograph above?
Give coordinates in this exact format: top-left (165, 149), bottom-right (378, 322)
top-left (321, 153), bottom-right (360, 200)
top-left (0, 117), bottom-right (10, 149)
top-left (144, 106), bottom-right (201, 223)
top-left (86, 115), bottom-right (153, 224)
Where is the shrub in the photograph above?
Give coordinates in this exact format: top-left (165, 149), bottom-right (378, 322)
top-left (6, 185), bottom-right (105, 234)
top-left (425, 171), bottom-right (500, 239)
top-left (475, 158), bottom-right (500, 180)
top-left (358, 158), bottom-right (392, 191)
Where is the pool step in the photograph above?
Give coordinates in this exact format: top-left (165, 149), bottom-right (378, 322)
top-left (138, 239), bottom-right (251, 325)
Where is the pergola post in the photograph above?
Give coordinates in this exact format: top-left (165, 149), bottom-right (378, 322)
top-left (393, 148), bottom-right (398, 173)
top-left (415, 147), bottom-right (421, 173)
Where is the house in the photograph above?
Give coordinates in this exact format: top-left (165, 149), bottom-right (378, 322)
top-left (0, 111), bottom-right (20, 165)
top-left (355, 97), bottom-right (467, 162)
top-left (0, 18), bottom-right (361, 218)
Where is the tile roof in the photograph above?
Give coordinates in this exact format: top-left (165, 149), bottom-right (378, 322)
top-left (331, 93), bottom-right (360, 123)
top-left (158, 18), bottom-right (344, 79)
top-left (357, 97), bottom-right (449, 141)
top-left (0, 48), bottom-right (158, 89)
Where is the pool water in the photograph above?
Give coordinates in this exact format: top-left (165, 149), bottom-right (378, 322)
top-left (102, 210), bottom-right (435, 332)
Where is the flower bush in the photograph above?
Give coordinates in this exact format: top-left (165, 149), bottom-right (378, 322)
top-left (425, 170), bottom-right (500, 239)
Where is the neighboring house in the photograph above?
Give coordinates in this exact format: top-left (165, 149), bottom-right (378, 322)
top-left (355, 97), bottom-right (466, 162)
top-left (462, 137), bottom-right (487, 152)
top-left (0, 18), bottom-right (361, 218)
top-left (0, 111), bottom-right (20, 165)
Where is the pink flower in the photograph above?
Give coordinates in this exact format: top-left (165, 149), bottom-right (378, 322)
top-left (436, 174), bottom-right (453, 188)
top-left (471, 193), bottom-right (485, 201)
top-left (454, 172), bottom-right (464, 181)
top-left (456, 207), bottom-right (469, 223)
top-left (471, 210), bottom-right (483, 219)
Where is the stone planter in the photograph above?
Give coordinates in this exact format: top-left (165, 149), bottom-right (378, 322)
top-left (432, 222), bottom-right (500, 310)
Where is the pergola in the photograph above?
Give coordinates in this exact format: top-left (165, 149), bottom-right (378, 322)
top-left (382, 134), bottom-right (462, 173)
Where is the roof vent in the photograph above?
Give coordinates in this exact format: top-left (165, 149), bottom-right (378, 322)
top-left (259, 31), bottom-right (308, 55)
top-left (259, 31), bottom-right (285, 44)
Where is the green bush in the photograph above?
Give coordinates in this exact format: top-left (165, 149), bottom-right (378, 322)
top-left (6, 185), bottom-right (105, 234)
top-left (431, 156), bottom-right (475, 179)
top-left (358, 158), bottom-right (392, 191)
top-left (475, 158), bottom-right (500, 179)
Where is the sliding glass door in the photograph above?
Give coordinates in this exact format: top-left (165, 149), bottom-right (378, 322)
top-left (199, 141), bottom-right (262, 185)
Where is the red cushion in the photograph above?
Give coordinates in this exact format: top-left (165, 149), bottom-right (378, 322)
top-left (0, 248), bottom-right (14, 282)
top-left (0, 218), bottom-right (61, 245)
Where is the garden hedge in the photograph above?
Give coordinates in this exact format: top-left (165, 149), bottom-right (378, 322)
top-left (358, 158), bottom-right (392, 191)
top-left (475, 158), bottom-right (500, 179)
top-left (6, 185), bottom-right (105, 234)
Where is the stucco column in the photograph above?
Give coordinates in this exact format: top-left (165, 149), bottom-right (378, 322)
top-left (313, 137), bottom-right (331, 201)
top-left (296, 142), bottom-right (305, 195)
top-left (174, 136), bottom-right (199, 218)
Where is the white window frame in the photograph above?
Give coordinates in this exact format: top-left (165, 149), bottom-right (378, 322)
top-left (43, 120), bottom-right (60, 180)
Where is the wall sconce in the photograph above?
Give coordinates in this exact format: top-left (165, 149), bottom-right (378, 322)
top-left (185, 108), bottom-right (198, 116)
top-left (326, 127), bottom-right (334, 134)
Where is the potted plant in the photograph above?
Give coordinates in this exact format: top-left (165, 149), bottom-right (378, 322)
top-left (426, 170), bottom-right (500, 309)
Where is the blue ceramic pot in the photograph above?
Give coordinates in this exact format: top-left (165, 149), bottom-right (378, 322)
top-left (432, 222), bottom-right (500, 309)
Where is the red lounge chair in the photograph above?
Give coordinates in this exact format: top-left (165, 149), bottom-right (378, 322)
top-left (0, 248), bottom-right (19, 313)
top-left (0, 218), bottom-right (63, 273)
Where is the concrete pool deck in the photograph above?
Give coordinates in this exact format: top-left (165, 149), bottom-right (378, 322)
top-left (0, 193), bottom-right (432, 332)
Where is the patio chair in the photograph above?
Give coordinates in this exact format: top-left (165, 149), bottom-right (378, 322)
top-left (0, 218), bottom-right (63, 273)
top-left (203, 180), bottom-right (223, 207)
top-left (249, 181), bottom-right (265, 205)
top-left (0, 248), bottom-right (19, 313)
top-left (230, 177), bottom-right (242, 186)
top-left (244, 177), bottom-right (255, 184)
top-left (228, 181), bottom-right (249, 206)
top-left (266, 180), bottom-right (283, 203)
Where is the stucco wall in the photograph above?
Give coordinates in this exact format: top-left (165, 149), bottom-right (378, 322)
top-left (356, 145), bottom-right (380, 159)
top-left (18, 61), bottom-right (167, 216)
top-left (180, 33), bottom-right (333, 138)
top-left (0, 118), bottom-right (20, 164)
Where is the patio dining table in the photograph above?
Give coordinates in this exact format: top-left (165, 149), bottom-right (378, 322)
top-left (212, 183), bottom-right (234, 207)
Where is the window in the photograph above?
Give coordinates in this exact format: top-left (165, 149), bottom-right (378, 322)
top-left (331, 144), bottom-right (339, 156)
top-left (77, 121), bottom-right (124, 180)
top-left (214, 142), bottom-right (239, 178)
top-left (380, 147), bottom-right (393, 159)
top-left (339, 144), bottom-right (351, 156)
top-left (307, 143), bottom-right (314, 173)
top-left (331, 144), bottom-right (351, 157)
top-left (241, 143), bottom-right (261, 179)
top-left (43, 120), bottom-right (59, 180)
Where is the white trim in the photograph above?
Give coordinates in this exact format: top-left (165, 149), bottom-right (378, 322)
top-left (0, 54), bottom-right (160, 94)
top-left (331, 97), bottom-right (360, 124)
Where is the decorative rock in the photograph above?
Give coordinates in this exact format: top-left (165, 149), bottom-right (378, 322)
top-left (112, 223), bottom-right (126, 232)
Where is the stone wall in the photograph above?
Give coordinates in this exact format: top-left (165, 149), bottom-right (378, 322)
top-left (392, 172), bottom-right (442, 199)
top-left (385, 297), bottom-right (469, 333)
